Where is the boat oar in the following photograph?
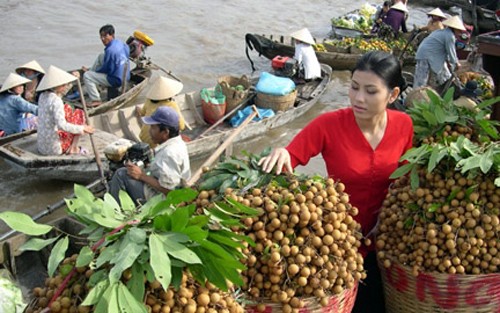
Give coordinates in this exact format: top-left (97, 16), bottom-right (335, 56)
top-left (76, 80), bottom-right (109, 191)
top-left (148, 62), bottom-right (182, 83)
top-left (186, 105), bottom-right (260, 186)
top-left (0, 179), bottom-right (104, 241)
top-left (194, 93), bottom-right (256, 140)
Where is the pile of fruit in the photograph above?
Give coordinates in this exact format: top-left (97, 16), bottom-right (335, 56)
top-left (331, 3), bottom-right (377, 34)
top-left (197, 151), bottom-right (366, 311)
top-left (376, 89), bottom-right (500, 276)
top-left (323, 37), bottom-right (392, 53)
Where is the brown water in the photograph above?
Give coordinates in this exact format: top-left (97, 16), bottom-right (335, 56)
top-left (0, 0), bottom-right (431, 232)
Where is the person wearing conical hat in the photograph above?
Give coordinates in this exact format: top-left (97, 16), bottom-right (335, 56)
top-left (16, 60), bottom-right (45, 103)
top-left (420, 8), bottom-right (447, 33)
top-left (0, 73), bottom-right (39, 136)
top-left (414, 15), bottom-right (466, 89)
top-left (136, 76), bottom-right (185, 148)
top-left (36, 65), bottom-right (94, 155)
top-left (290, 28), bottom-right (321, 80)
top-left (380, 2), bottom-right (408, 38)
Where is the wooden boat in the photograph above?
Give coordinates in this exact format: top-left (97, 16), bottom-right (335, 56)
top-left (0, 61), bottom-right (152, 147)
top-left (245, 33), bottom-right (415, 71)
top-left (0, 129), bottom-right (129, 183)
top-left (89, 64), bottom-right (332, 160)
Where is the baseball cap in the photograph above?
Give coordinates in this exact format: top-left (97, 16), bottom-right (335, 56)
top-left (142, 106), bottom-right (180, 129)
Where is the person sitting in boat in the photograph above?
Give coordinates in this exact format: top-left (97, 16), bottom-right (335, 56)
top-left (420, 8), bottom-right (447, 33)
top-left (136, 76), bottom-right (185, 148)
top-left (380, 2), bottom-right (408, 38)
top-left (109, 106), bottom-right (191, 206)
top-left (371, 1), bottom-right (391, 34)
top-left (290, 28), bottom-right (321, 81)
top-left (15, 60), bottom-right (45, 103)
top-left (413, 16), bottom-right (465, 89)
top-left (36, 65), bottom-right (94, 155)
top-left (82, 24), bottom-right (130, 107)
top-left (0, 73), bottom-right (39, 136)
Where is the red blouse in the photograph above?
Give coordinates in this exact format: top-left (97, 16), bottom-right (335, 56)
top-left (287, 108), bottom-right (413, 243)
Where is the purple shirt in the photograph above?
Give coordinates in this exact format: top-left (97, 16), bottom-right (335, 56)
top-left (382, 9), bottom-right (407, 36)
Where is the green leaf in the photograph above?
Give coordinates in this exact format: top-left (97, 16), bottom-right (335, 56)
top-left (153, 214), bottom-right (171, 232)
top-left (118, 190), bottom-right (136, 213)
top-left (188, 215), bottom-right (209, 227)
top-left (457, 155), bottom-right (482, 173)
top-left (96, 241), bottom-right (120, 268)
top-left (428, 145), bottom-right (447, 173)
top-left (422, 110), bottom-right (438, 126)
top-left (88, 269), bottom-right (108, 288)
top-left (74, 184), bottom-right (97, 202)
top-left (181, 226), bottom-right (209, 242)
top-left (19, 236), bottom-right (60, 251)
top-left (93, 283), bottom-right (118, 313)
top-left (47, 236), bottom-right (69, 277)
top-left (166, 188), bottom-right (198, 206)
top-left (389, 163), bottom-right (414, 179)
top-left (149, 233), bottom-right (172, 290)
top-left (479, 147), bottom-right (494, 173)
top-left (410, 166), bottom-right (420, 190)
top-left (170, 206), bottom-right (190, 232)
top-left (117, 282), bottom-right (148, 313)
top-left (127, 262), bottom-right (145, 302)
top-left (495, 176), bottom-right (500, 187)
top-left (159, 234), bottom-right (202, 264)
top-left (224, 197), bottom-right (260, 216)
top-left (0, 212), bottom-right (52, 236)
top-left (428, 203), bottom-right (441, 213)
top-left (81, 279), bottom-right (110, 306)
top-left (109, 228), bottom-right (145, 283)
top-left (76, 246), bottom-right (94, 267)
top-left (208, 232), bottom-right (245, 249)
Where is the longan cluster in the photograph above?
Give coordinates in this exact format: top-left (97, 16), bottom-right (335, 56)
top-left (377, 170), bottom-right (500, 276)
top-left (142, 272), bottom-right (243, 313)
top-left (26, 254), bottom-right (91, 313)
top-left (420, 124), bottom-right (478, 146)
top-left (223, 177), bottom-right (366, 311)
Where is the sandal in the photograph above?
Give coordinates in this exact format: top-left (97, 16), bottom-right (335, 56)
top-left (68, 146), bottom-right (89, 155)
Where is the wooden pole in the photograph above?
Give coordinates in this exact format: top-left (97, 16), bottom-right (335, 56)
top-left (76, 80), bottom-right (109, 191)
top-left (186, 105), bottom-right (259, 186)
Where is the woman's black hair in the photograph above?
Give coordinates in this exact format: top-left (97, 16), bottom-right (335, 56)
top-left (159, 124), bottom-right (179, 137)
top-left (352, 51), bottom-right (407, 90)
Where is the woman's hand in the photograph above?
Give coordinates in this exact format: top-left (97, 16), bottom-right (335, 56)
top-left (258, 148), bottom-right (293, 175)
top-left (83, 125), bottom-right (94, 134)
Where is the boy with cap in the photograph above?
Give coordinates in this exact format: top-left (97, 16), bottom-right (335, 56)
top-left (414, 15), bottom-right (466, 89)
top-left (109, 106), bottom-right (191, 206)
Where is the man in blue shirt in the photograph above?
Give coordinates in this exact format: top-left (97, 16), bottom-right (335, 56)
top-left (83, 24), bottom-right (130, 107)
top-left (414, 16), bottom-right (465, 89)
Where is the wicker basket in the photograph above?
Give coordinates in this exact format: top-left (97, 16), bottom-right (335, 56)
top-left (217, 75), bottom-right (251, 113)
top-left (378, 259), bottom-right (500, 313)
top-left (244, 284), bottom-right (358, 313)
top-left (255, 89), bottom-right (297, 112)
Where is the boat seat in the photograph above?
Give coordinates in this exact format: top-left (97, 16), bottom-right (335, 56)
top-left (107, 87), bottom-right (120, 100)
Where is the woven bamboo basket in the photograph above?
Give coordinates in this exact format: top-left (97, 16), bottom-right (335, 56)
top-left (378, 259), bottom-right (500, 313)
top-left (245, 283), bottom-right (358, 313)
top-left (255, 89), bottom-right (297, 112)
top-left (217, 75), bottom-right (251, 113)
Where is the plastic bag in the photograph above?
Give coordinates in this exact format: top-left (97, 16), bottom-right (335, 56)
top-left (201, 85), bottom-right (227, 124)
top-left (229, 106), bottom-right (275, 127)
top-left (255, 72), bottom-right (295, 96)
top-left (200, 85), bottom-right (226, 105)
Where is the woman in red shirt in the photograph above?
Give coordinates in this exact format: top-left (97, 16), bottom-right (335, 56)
top-left (259, 51), bottom-right (413, 313)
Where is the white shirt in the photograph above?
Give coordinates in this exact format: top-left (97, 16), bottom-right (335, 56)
top-left (144, 135), bottom-right (191, 200)
top-left (293, 43), bottom-right (321, 80)
top-left (37, 91), bottom-right (83, 155)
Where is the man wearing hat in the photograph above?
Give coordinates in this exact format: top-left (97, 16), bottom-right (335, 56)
top-left (380, 2), bottom-right (408, 38)
top-left (136, 76), bottom-right (185, 148)
top-left (414, 15), bottom-right (466, 89)
top-left (16, 60), bottom-right (45, 103)
top-left (0, 73), bottom-right (39, 136)
top-left (290, 28), bottom-right (321, 80)
top-left (420, 8), bottom-right (447, 33)
top-left (109, 106), bottom-right (191, 206)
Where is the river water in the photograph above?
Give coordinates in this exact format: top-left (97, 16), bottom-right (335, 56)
top-left (0, 0), bottom-right (430, 231)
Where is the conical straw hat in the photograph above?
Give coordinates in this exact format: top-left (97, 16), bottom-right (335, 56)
top-left (15, 60), bottom-right (45, 74)
top-left (443, 15), bottom-right (466, 31)
top-left (391, 2), bottom-right (409, 13)
top-left (0, 73), bottom-right (31, 93)
top-left (36, 65), bottom-right (77, 91)
top-left (147, 76), bottom-right (183, 100)
top-left (427, 8), bottom-right (446, 18)
top-left (290, 28), bottom-right (316, 45)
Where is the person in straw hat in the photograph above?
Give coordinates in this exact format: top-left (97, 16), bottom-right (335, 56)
top-left (15, 60), bottom-right (45, 103)
top-left (414, 15), bottom-right (466, 89)
top-left (0, 73), bottom-right (39, 136)
top-left (109, 106), bottom-right (191, 206)
top-left (420, 8), bottom-right (447, 33)
top-left (290, 28), bottom-right (321, 80)
top-left (380, 2), bottom-right (408, 38)
top-left (36, 65), bottom-right (94, 155)
top-left (136, 76), bottom-right (185, 148)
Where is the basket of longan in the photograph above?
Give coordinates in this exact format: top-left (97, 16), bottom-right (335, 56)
top-left (376, 172), bottom-right (500, 313)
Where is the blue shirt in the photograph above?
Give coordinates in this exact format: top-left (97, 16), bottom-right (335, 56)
top-left (97, 39), bottom-right (130, 87)
top-left (0, 93), bottom-right (38, 135)
top-left (416, 28), bottom-right (458, 74)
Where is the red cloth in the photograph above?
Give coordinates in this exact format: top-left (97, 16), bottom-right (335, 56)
top-left (59, 104), bottom-right (85, 153)
top-left (286, 108), bottom-right (413, 253)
